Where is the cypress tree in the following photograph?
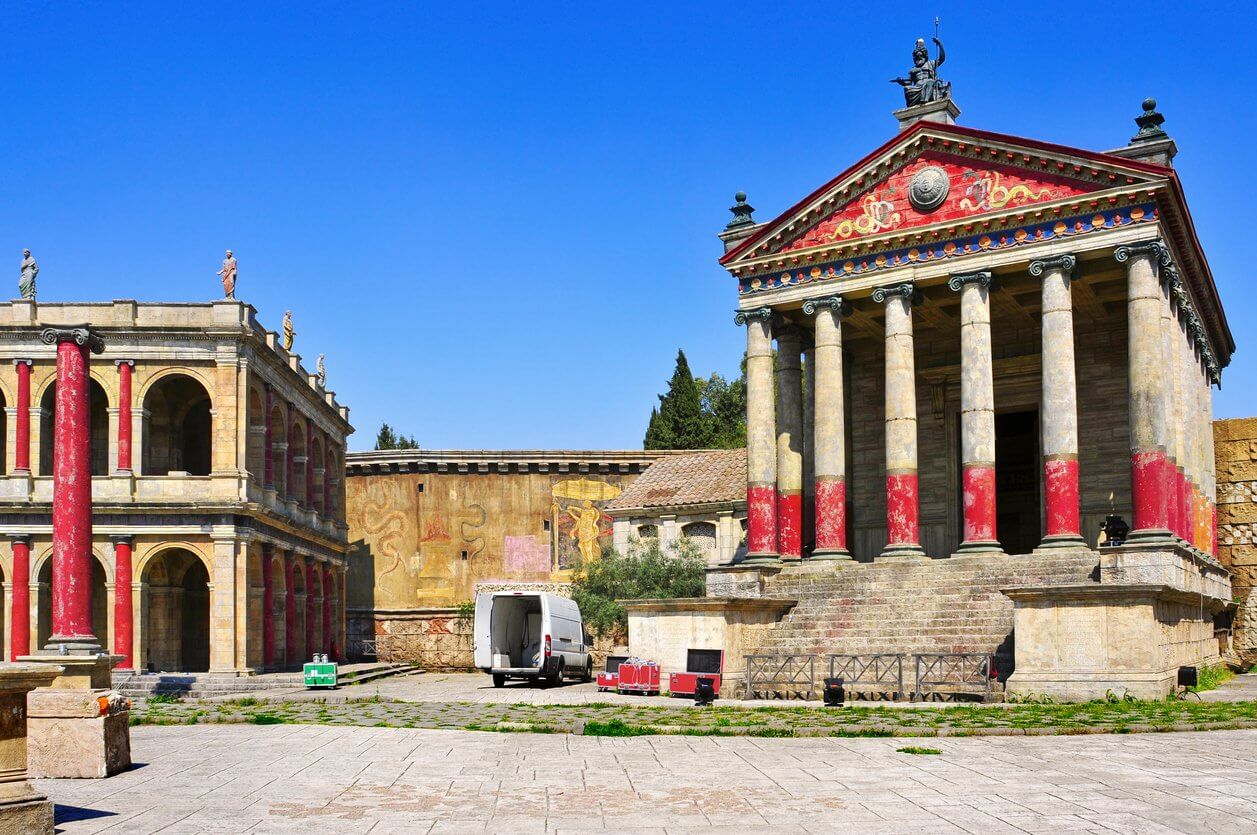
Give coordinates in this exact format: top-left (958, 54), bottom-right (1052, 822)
top-left (645, 350), bottom-right (714, 449)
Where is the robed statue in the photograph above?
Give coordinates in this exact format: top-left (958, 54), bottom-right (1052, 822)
top-left (282, 310), bottom-right (295, 351)
top-left (217, 249), bottom-right (238, 298)
top-left (316, 353), bottom-right (326, 388)
top-left (18, 249), bottom-right (37, 300)
top-left (891, 37), bottom-right (950, 107)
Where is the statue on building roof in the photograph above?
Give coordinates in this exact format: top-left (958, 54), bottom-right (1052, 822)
top-left (217, 249), bottom-right (238, 299)
top-left (18, 249), bottom-right (37, 300)
top-left (316, 353), bottom-right (326, 388)
top-left (282, 310), bottom-right (295, 351)
top-left (891, 33), bottom-right (950, 107)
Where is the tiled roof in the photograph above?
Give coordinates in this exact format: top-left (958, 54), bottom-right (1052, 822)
top-left (605, 449), bottom-right (746, 512)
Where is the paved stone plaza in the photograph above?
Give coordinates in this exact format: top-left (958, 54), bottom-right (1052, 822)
top-left (34, 724), bottom-right (1257, 833)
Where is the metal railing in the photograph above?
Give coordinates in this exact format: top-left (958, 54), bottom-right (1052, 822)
top-left (358, 638), bottom-right (378, 659)
top-left (828, 654), bottom-right (905, 700)
top-left (913, 653), bottom-right (992, 701)
top-left (744, 655), bottom-right (815, 700)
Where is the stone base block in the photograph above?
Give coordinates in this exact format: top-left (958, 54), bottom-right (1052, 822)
top-left (17, 654), bottom-right (121, 690)
top-left (27, 689), bottom-right (131, 779)
top-left (0, 796), bottom-right (53, 835)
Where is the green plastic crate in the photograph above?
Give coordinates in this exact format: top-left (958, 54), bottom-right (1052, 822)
top-left (303, 662), bottom-right (338, 689)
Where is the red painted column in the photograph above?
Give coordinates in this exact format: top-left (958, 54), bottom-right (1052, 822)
top-left (9, 535), bottom-right (31, 660)
top-left (261, 544), bottom-right (275, 669)
top-left (951, 272), bottom-right (1002, 554)
top-left (44, 325), bottom-right (105, 650)
top-left (112, 536), bottom-right (134, 669)
top-left (284, 551), bottom-right (297, 667)
top-left (116, 359), bottom-right (134, 472)
top-left (13, 360), bottom-right (31, 473)
top-left (263, 384), bottom-right (274, 489)
top-left (775, 327), bottom-right (804, 560)
top-left (305, 423), bottom-right (315, 509)
top-left (873, 284), bottom-right (925, 558)
top-left (805, 297), bottom-right (850, 559)
top-left (737, 308), bottom-right (778, 562)
top-left (304, 558), bottom-right (316, 657)
top-left (321, 563), bottom-right (331, 655)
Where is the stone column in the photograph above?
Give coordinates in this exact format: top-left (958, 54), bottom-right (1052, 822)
top-left (110, 537), bottom-right (134, 671)
top-left (775, 325), bottom-right (805, 561)
top-left (305, 422), bottom-right (315, 509)
top-left (304, 557), bottom-right (316, 657)
top-left (263, 384), bottom-right (274, 489)
top-left (322, 563), bottom-right (331, 654)
top-left (0, 664), bottom-right (61, 830)
top-left (261, 544), bottom-right (275, 670)
top-left (803, 341), bottom-right (815, 555)
top-left (13, 360), bottom-right (32, 474)
top-left (41, 325), bottom-right (105, 651)
top-left (1115, 241), bottom-right (1173, 541)
top-left (115, 360), bottom-right (134, 473)
top-left (803, 297), bottom-right (850, 559)
top-left (9, 535), bottom-right (31, 660)
top-left (736, 308), bottom-right (778, 563)
top-left (1205, 355), bottom-right (1219, 555)
top-left (1160, 278), bottom-right (1182, 542)
top-left (949, 271), bottom-right (1002, 554)
top-left (1030, 255), bottom-right (1087, 548)
top-left (284, 552), bottom-right (297, 667)
top-left (286, 405), bottom-right (297, 502)
top-left (873, 284), bottom-right (925, 558)
top-left (322, 444), bottom-right (332, 517)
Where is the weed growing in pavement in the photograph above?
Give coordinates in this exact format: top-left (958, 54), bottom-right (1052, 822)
top-left (897, 746), bottom-right (942, 755)
top-left (1190, 664), bottom-right (1234, 693)
top-left (584, 719), bottom-right (657, 737)
top-left (148, 692), bottom-right (183, 704)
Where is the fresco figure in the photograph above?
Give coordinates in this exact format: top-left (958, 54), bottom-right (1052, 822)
top-left (565, 499), bottom-right (602, 565)
top-left (18, 249), bottom-right (37, 300)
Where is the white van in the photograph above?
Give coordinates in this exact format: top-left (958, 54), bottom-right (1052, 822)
top-left (473, 591), bottom-right (593, 687)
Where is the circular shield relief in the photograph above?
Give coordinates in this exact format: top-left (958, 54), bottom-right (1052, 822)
top-left (908, 166), bottom-right (950, 213)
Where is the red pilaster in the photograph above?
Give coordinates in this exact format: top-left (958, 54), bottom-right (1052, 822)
top-left (263, 384), bottom-right (274, 489)
top-left (9, 535), bottom-right (30, 660)
top-left (961, 465), bottom-right (997, 544)
top-left (46, 326), bottom-right (104, 649)
top-left (886, 473), bottom-right (920, 547)
top-left (1132, 450), bottom-right (1170, 533)
top-left (1044, 457), bottom-right (1081, 538)
top-left (261, 544), bottom-right (275, 669)
top-left (746, 485), bottom-right (777, 556)
top-left (116, 360), bottom-right (134, 472)
top-left (13, 360), bottom-right (31, 473)
top-left (321, 563), bottom-right (331, 655)
top-left (304, 558), bottom-right (316, 657)
top-left (814, 477), bottom-right (847, 553)
top-left (112, 536), bottom-right (134, 669)
top-left (284, 552), bottom-right (297, 667)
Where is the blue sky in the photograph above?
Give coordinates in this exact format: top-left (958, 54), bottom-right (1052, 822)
top-left (4, 2), bottom-right (1252, 451)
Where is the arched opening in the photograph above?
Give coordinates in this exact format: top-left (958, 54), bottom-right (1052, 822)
top-left (681, 521), bottom-right (719, 564)
top-left (247, 388), bottom-right (266, 486)
top-left (269, 553), bottom-right (287, 668)
top-left (291, 563), bottom-right (307, 664)
top-left (290, 420), bottom-right (307, 504)
top-left (141, 548), bottom-right (210, 672)
top-left (143, 375), bottom-right (212, 476)
top-left (37, 555), bottom-right (107, 649)
top-left (310, 436), bottom-right (325, 514)
top-left (39, 379), bottom-right (109, 476)
top-left (269, 406), bottom-right (287, 495)
top-left (0, 388), bottom-right (7, 476)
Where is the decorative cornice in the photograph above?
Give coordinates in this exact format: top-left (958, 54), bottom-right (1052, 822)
top-left (39, 325), bottom-right (105, 354)
top-left (801, 296), bottom-right (845, 316)
top-left (1113, 238), bottom-right (1170, 267)
top-left (733, 307), bottom-right (773, 326)
top-left (1028, 254), bottom-right (1077, 277)
top-left (871, 283), bottom-right (916, 304)
top-left (946, 270), bottom-right (993, 292)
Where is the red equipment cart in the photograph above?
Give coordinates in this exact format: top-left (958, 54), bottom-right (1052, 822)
top-left (596, 655), bottom-right (628, 692)
top-left (668, 649), bottom-right (726, 698)
top-left (617, 659), bottom-right (661, 695)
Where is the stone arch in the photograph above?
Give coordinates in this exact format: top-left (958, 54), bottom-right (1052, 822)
top-left (291, 560), bottom-right (307, 662)
top-left (268, 404), bottom-right (288, 495)
top-left (637, 523), bottom-right (658, 540)
top-left (247, 386), bottom-right (266, 486)
top-left (289, 417), bottom-right (307, 504)
top-left (141, 547), bottom-right (211, 672)
top-left (142, 374), bottom-right (213, 476)
top-left (36, 550), bottom-right (109, 650)
top-left (38, 378), bottom-right (110, 476)
top-left (681, 521), bottom-right (719, 562)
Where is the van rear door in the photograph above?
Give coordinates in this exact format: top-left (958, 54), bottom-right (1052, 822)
top-left (472, 593), bottom-right (493, 670)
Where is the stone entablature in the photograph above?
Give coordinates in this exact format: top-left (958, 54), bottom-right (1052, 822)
top-left (346, 448), bottom-right (679, 476)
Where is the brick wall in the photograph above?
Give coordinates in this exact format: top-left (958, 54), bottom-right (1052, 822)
top-left (1215, 417), bottom-right (1257, 662)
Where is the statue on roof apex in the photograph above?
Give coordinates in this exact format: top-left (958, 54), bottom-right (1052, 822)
top-left (891, 34), bottom-right (950, 107)
top-left (18, 249), bottom-right (37, 300)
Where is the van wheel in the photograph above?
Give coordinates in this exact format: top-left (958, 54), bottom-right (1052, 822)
top-left (548, 659), bottom-right (564, 688)
top-left (581, 659), bottom-right (593, 683)
top-left (492, 673), bottom-right (505, 688)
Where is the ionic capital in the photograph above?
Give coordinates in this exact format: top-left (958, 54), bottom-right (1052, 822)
top-left (801, 296), bottom-right (846, 316)
top-left (733, 307), bottom-right (773, 326)
top-left (11, 359), bottom-right (32, 368)
top-left (871, 282), bottom-right (917, 304)
top-left (114, 359), bottom-right (135, 369)
top-left (947, 270), bottom-right (993, 292)
top-left (39, 325), bottom-right (105, 354)
top-left (7, 533), bottom-right (32, 546)
top-left (109, 534), bottom-right (135, 546)
top-left (1114, 239), bottom-right (1170, 267)
top-left (1028, 254), bottom-right (1077, 277)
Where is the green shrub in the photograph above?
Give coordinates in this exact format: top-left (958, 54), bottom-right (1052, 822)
top-left (1190, 664), bottom-right (1234, 693)
top-left (250, 713), bottom-right (284, 725)
top-left (572, 539), bottom-right (707, 637)
top-left (148, 692), bottom-right (183, 704)
top-left (583, 718), bottom-right (657, 737)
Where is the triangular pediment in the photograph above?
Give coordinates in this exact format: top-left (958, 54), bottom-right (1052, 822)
top-left (722, 122), bottom-right (1167, 268)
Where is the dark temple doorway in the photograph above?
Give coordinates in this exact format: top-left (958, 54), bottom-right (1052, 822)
top-left (995, 410), bottom-right (1041, 555)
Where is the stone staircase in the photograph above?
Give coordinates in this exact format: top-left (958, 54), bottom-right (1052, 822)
top-left (749, 551), bottom-right (1099, 674)
top-left (113, 662), bottom-right (420, 699)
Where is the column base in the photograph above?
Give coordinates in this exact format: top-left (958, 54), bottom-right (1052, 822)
top-left (954, 540), bottom-right (1006, 556)
top-left (741, 552), bottom-right (782, 566)
top-left (1034, 533), bottom-right (1091, 551)
top-left (42, 635), bottom-right (102, 655)
top-left (809, 548), bottom-right (853, 561)
top-left (878, 543), bottom-right (926, 560)
top-left (1126, 527), bottom-right (1175, 545)
top-left (0, 793), bottom-right (53, 834)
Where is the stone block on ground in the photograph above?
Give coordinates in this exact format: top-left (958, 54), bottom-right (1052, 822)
top-left (26, 688), bottom-right (131, 779)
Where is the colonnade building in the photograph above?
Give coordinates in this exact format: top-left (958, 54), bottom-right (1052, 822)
top-left (0, 298), bottom-right (352, 675)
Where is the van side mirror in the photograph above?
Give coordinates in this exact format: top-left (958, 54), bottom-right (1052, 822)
top-left (583, 633), bottom-right (594, 647)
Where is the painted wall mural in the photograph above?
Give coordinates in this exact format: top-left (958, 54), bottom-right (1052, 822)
top-left (347, 470), bottom-right (636, 610)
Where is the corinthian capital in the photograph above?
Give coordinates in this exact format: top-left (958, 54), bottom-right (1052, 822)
top-left (39, 325), bottom-right (105, 354)
top-left (733, 307), bottom-right (773, 326)
top-left (1114, 239), bottom-right (1170, 267)
top-left (1028, 254), bottom-right (1077, 277)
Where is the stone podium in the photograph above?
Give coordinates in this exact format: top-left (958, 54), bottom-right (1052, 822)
top-left (0, 663), bottom-right (61, 834)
